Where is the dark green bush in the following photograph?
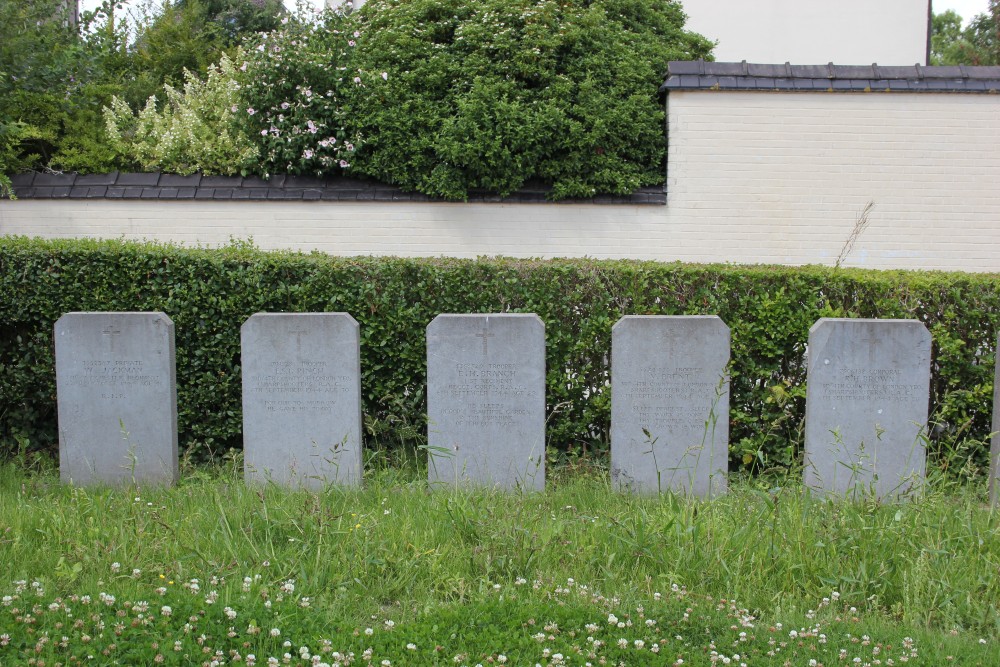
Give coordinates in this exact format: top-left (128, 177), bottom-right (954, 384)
top-left (2, 237), bottom-right (997, 479)
top-left (346, 0), bottom-right (713, 199)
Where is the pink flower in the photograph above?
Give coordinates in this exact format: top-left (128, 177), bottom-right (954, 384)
top-left (339, 160), bottom-right (349, 168)
top-left (348, 40), bottom-right (356, 47)
top-left (303, 149), bottom-right (314, 159)
top-left (240, 62), bottom-right (248, 72)
top-left (353, 31), bottom-right (360, 38)
top-left (261, 130), bottom-right (268, 136)
top-left (381, 72), bottom-right (388, 80)
top-left (231, 105), bottom-right (238, 113)
top-left (247, 108), bottom-right (255, 115)
top-left (353, 77), bottom-right (361, 84)
top-left (281, 102), bottom-right (290, 110)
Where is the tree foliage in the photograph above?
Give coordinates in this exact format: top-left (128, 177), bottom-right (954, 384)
top-left (346, 0), bottom-right (714, 200)
top-left (931, 2), bottom-right (1000, 65)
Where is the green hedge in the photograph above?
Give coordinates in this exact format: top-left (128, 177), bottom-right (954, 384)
top-left (1, 237), bottom-right (998, 476)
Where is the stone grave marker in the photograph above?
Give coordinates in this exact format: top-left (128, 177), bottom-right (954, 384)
top-left (427, 314), bottom-right (545, 490)
top-left (991, 334), bottom-right (1000, 506)
top-left (241, 313), bottom-right (362, 489)
top-left (804, 318), bottom-right (931, 499)
top-left (55, 312), bottom-right (178, 486)
top-left (611, 316), bottom-right (730, 496)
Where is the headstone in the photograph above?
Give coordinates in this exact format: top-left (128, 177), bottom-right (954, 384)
top-left (991, 334), bottom-right (1000, 506)
top-left (241, 313), bottom-right (362, 489)
top-left (427, 314), bottom-right (545, 490)
top-left (610, 316), bottom-right (730, 496)
top-left (804, 318), bottom-right (931, 499)
top-left (55, 312), bottom-right (178, 486)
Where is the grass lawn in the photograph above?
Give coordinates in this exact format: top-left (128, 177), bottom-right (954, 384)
top-left (0, 457), bottom-right (997, 666)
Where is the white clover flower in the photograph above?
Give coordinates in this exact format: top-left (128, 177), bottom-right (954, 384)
top-left (270, 628), bottom-right (281, 637)
top-left (110, 562), bottom-right (121, 573)
top-left (364, 628), bottom-right (374, 636)
top-left (617, 638), bottom-right (628, 648)
top-left (607, 614), bottom-right (618, 624)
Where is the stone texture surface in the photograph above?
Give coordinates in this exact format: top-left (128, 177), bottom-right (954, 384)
top-left (55, 312), bottom-right (178, 486)
top-left (427, 314), bottom-right (545, 490)
top-left (804, 318), bottom-right (931, 499)
top-left (611, 316), bottom-right (729, 496)
top-left (241, 313), bottom-right (362, 489)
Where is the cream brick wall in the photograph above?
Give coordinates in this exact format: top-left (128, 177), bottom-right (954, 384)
top-left (2, 91), bottom-right (998, 272)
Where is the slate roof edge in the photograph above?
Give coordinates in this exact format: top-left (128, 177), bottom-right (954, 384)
top-left (660, 60), bottom-right (1000, 95)
top-left (8, 172), bottom-right (667, 206)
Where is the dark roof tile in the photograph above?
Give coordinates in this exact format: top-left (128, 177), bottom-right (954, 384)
top-left (159, 173), bottom-right (201, 187)
top-left (664, 61), bottom-right (1000, 94)
top-left (117, 172), bottom-right (161, 186)
top-left (284, 175), bottom-right (327, 188)
top-left (747, 63), bottom-right (787, 77)
top-left (9, 172), bottom-right (666, 205)
top-left (34, 173), bottom-right (76, 186)
top-left (77, 172), bottom-right (118, 186)
top-left (201, 175), bottom-right (242, 187)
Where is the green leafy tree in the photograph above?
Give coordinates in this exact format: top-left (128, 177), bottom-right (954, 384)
top-left (931, 2), bottom-right (999, 65)
top-left (346, 0), bottom-right (713, 200)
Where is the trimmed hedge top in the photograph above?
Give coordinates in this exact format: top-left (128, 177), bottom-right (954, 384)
top-left (2, 236), bottom-right (998, 478)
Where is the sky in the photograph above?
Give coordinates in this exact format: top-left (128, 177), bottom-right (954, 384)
top-left (78, 0), bottom-right (992, 26)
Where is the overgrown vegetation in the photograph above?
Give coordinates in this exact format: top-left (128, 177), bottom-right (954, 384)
top-left (2, 237), bottom-right (998, 480)
top-left (0, 0), bottom-right (284, 180)
top-left (4, 0), bottom-right (712, 199)
top-left (932, 2), bottom-right (1000, 65)
top-left (1, 461), bottom-right (999, 663)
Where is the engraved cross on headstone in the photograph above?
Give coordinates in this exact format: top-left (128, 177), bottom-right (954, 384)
top-left (859, 334), bottom-right (880, 364)
top-left (475, 329), bottom-right (495, 356)
top-left (290, 329), bottom-right (308, 353)
top-left (660, 327), bottom-right (682, 357)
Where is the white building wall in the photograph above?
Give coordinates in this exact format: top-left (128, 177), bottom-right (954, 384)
top-left (2, 91), bottom-right (998, 272)
top-left (680, 0), bottom-right (929, 65)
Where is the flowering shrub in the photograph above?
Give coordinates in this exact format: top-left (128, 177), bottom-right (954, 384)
top-left (104, 54), bottom-right (259, 175)
top-left (237, 10), bottom-right (378, 177)
top-left (346, 0), bottom-right (714, 199)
